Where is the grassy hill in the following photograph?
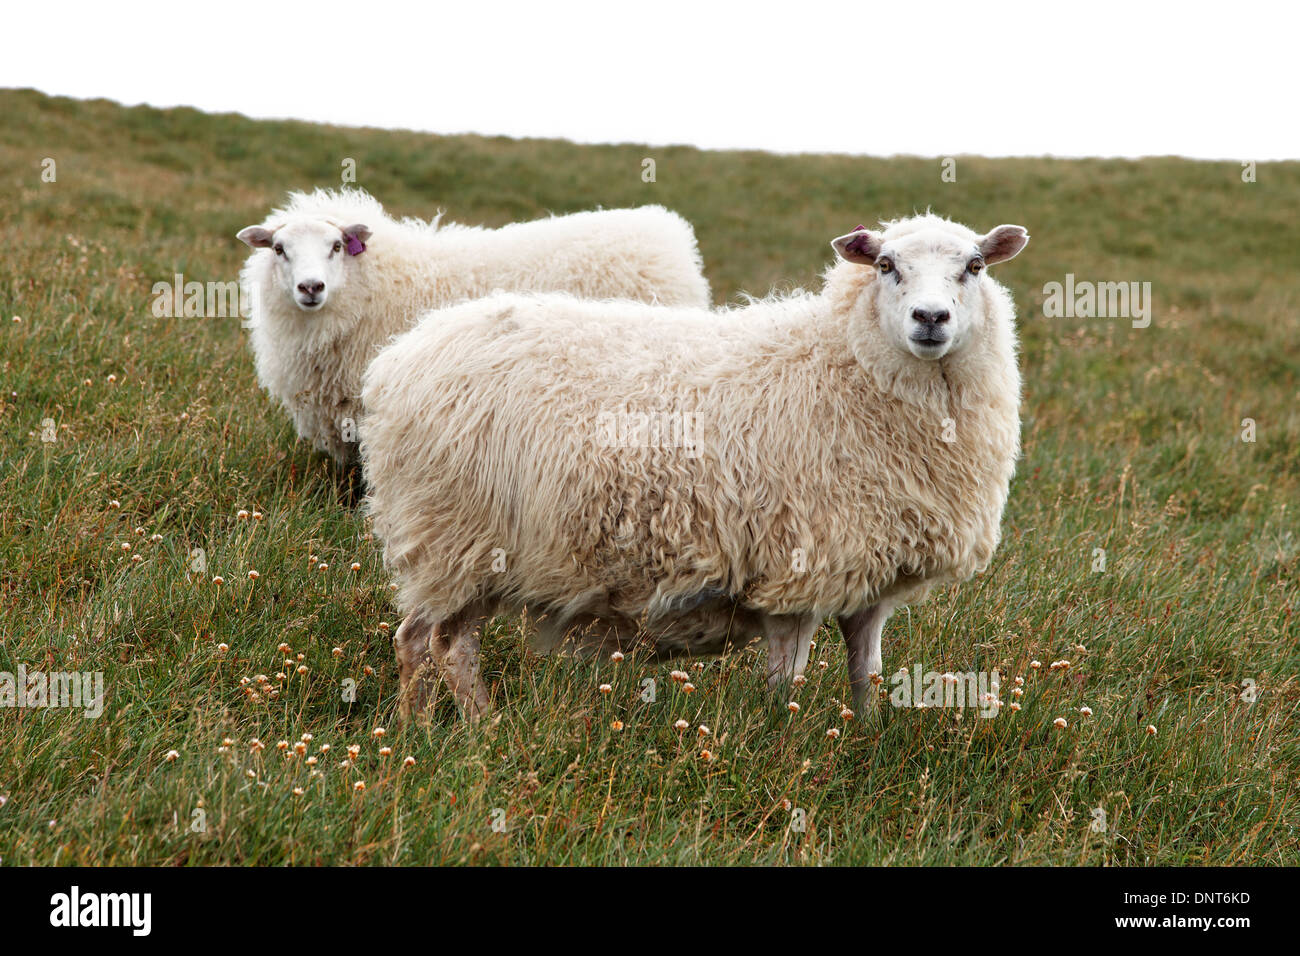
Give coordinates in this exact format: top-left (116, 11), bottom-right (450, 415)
top-left (0, 87), bottom-right (1296, 864)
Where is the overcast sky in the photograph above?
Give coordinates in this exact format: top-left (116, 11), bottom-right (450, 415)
top-left (5, 0), bottom-right (1295, 160)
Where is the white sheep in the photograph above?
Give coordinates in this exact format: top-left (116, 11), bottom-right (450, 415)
top-left (360, 213), bottom-right (1029, 718)
top-left (237, 188), bottom-right (710, 465)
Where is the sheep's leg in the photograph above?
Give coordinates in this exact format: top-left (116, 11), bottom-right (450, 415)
top-left (840, 604), bottom-right (893, 710)
top-left (394, 610), bottom-right (439, 722)
top-left (395, 606), bottom-right (491, 721)
top-left (764, 613), bottom-right (819, 694)
top-left (429, 609), bottom-right (492, 720)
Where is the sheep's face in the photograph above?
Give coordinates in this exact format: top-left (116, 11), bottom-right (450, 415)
top-left (833, 223), bottom-right (1028, 361)
top-left (237, 219), bottom-right (372, 313)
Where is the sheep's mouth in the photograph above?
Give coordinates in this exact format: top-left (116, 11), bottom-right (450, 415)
top-left (295, 295), bottom-right (325, 311)
top-left (907, 334), bottom-right (950, 358)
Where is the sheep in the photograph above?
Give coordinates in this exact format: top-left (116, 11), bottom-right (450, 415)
top-left (360, 213), bottom-right (1029, 719)
top-left (237, 188), bottom-right (711, 466)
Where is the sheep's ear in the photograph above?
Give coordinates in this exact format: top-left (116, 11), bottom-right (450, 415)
top-left (341, 224), bottom-right (371, 256)
top-left (831, 227), bottom-right (882, 265)
top-left (237, 226), bottom-right (276, 248)
top-left (342, 224), bottom-right (372, 243)
top-left (979, 225), bottom-right (1029, 265)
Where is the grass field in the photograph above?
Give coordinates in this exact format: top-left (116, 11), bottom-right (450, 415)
top-left (0, 87), bottom-right (1297, 865)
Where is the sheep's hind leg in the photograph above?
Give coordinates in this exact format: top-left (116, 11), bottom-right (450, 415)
top-left (395, 605), bottom-right (492, 722)
top-left (394, 610), bottom-right (439, 723)
top-left (430, 607), bottom-right (492, 721)
top-left (840, 604), bottom-right (893, 711)
top-left (763, 613), bottom-right (819, 696)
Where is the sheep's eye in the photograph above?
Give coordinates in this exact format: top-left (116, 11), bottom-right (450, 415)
top-left (877, 258), bottom-right (893, 274)
top-left (273, 244), bottom-right (285, 256)
top-left (967, 259), bottom-right (984, 275)
top-left (332, 241), bottom-right (343, 254)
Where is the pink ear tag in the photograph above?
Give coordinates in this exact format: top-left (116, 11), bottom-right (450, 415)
top-left (345, 235), bottom-right (366, 256)
top-left (853, 224), bottom-right (867, 232)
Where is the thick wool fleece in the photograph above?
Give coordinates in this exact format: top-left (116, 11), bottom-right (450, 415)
top-left (362, 216), bottom-right (1021, 656)
top-left (241, 189), bottom-right (711, 464)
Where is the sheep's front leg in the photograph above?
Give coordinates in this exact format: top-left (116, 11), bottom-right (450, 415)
top-left (763, 613), bottom-right (819, 694)
top-left (840, 604), bottom-right (892, 710)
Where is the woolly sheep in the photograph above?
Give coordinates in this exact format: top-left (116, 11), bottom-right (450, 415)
top-left (237, 188), bottom-right (711, 465)
top-left (360, 213), bottom-right (1029, 719)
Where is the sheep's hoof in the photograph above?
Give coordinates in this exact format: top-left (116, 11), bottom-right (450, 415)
top-left (852, 685), bottom-right (885, 716)
top-left (458, 687), bottom-right (494, 723)
top-left (397, 660), bottom-right (441, 725)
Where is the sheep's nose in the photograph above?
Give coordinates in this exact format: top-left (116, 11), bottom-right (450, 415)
top-left (298, 280), bottom-right (325, 296)
top-left (912, 307), bottom-right (950, 325)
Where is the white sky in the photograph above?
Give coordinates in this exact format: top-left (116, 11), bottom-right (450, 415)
top-left (4, 0), bottom-right (1296, 160)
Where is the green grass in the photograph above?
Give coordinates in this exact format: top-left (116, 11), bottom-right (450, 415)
top-left (0, 88), bottom-right (1296, 865)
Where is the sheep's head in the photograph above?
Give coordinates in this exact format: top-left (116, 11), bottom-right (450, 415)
top-left (237, 218), bottom-right (372, 312)
top-left (832, 218), bottom-right (1028, 360)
